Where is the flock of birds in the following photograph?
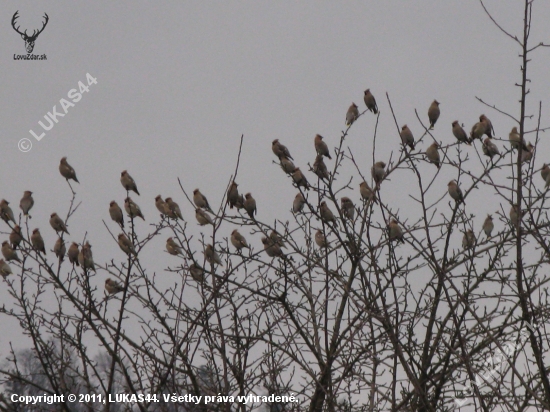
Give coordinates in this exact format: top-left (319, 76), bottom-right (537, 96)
top-left (1, 90), bottom-right (548, 291)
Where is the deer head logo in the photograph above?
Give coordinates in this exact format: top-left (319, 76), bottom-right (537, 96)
top-left (11, 11), bottom-right (49, 54)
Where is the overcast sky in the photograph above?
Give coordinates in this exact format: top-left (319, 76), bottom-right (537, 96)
top-left (1, 1), bottom-right (550, 372)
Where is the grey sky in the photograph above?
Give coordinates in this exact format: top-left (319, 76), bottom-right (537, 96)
top-left (1, 0), bottom-right (550, 370)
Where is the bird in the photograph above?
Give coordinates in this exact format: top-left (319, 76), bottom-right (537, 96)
top-left (293, 193), bottom-right (305, 213)
top-left (231, 229), bottom-right (249, 251)
top-left (314, 134), bottom-right (332, 159)
top-left (452, 121), bottom-right (470, 144)
top-left (509, 127), bottom-right (528, 151)
top-left (270, 230), bottom-right (287, 249)
top-left (49, 213), bottom-right (69, 235)
top-left (462, 230), bottom-right (476, 250)
top-left (120, 170), bottom-right (140, 195)
top-left (428, 100), bottom-right (440, 128)
top-left (388, 219), bottom-right (404, 243)
top-left (0, 200), bottom-right (16, 224)
top-left (262, 237), bottom-right (284, 258)
top-left (340, 197), bottom-right (355, 220)
top-left (447, 180), bottom-right (464, 204)
top-left (292, 168), bottom-right (309, 190)
top-left (68, 242), bottom-right (79, 266)
top-left (124, 197), bottom-right (145, 220)
top-left (59, 157), bottom-right (79, 183)
top-left (105, 278), bottom-right (124, 295)
top-left (315, 229), bottom-right (328, 248)
top-left (31, 229), bottom-right (46, 254)
top-left (118, 233), bottom-right (137, 256)
top-left (195, 208), bottom-right (214, 226)
top-left (2, 241), bottom-right (21, 263)
top-left (313, 155), bottom-right (329, 180)
top-left (10, 225), bottom-right (23, 249)
top-left (155, 195), bottom-right (167, 216)
top-left (78, 241), bottom-right (95, 270)
top-left (479, 115), bottom-right (494, 138)
top-left (244, 193), bottom-right (257, 219)
top-left (19, 191), bottom-right (34, 217)
top-left (482, 138), bottom-right (500, 159)
top-left (483, 215), bottom-right (494, 238)
top-left (280, 156), bottom-right (297, 174)
top-left (470, 122), bottom-right (485, 141)
top-left (166, 237), bottom-right (183, 255)
top-left (53, 237), bottom-right (66, 261)
top-left (165, 198), bottom-right (183, 220)
top-left (204, 244), bottom-right (222, 266)
top-left (346, 103), bottom-right (359, 126)
top-left (109, 201), bottom-right (124, 228)
top-left (227, 182), bottom-right (241, 209)
top-left (193, 189), bottom-right (213, 213)
top-left (320, 201), bottom-right (337, 226)
top-left (400, 125), bottom-right (415, 150)
top-left (510, 204), bottom-right (522, 230)
top-left (541, 164), bottom-right (550, 188)
top-left (426, 142), bottom-right (441, 169)
top-left (371, 162), bottom-right (386, 188)
top-left (189, 263), bottom-right (205, 282)
top-left (0, 259), bottom-right (13, 279)
top-left (359, 181), bottom-right (377, 204)
top-left (522, 143), bottom-right (534, 163)
top-left (364, 89), bottom-right (378, 114)
top-left (272, 139), bottom-right (293, 160)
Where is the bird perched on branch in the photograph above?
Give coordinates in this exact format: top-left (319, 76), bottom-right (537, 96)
top-left (452, 121), bottom-right (470, 145)
top-left (509, 127), bottom-right (528, 151)
top-left (54, 237), bottom-right (66, 261)
top-left (165, 198), bottom-right (183, 220)
top-left (205, 244), bottom-right (222, 266)
top-left (59, 157), bottom-right (79, 183)
top-left (166, 237), bottom-right (183, 255)
top-left (124, 197), bottom-right (145, 220)
top-left (68, 242), bottom-right (79, 266)
top-left (120, 170), bottom-right (140, 195)
top-left (346, 103), bottom-right (359, 126)
top-left (400, 125), bottom-right (415, 150)
top-left (2, 241), bottom-right (21, 263)
top-left (195, 208), bottom-right (214, 226)
top-left (0, 259), bottom-right (12, 279)
top-left (447, 180), bottom-right (464, 204)
top-left (364, 89), bottom-right (378, 114)
top-left (227, 182), bottom-right (243, 209)
top-left (244, 193), bottom-right (257, 219)
top-left (118, 233), bottom-right (137, 256)
top-left (314, 134), bottom-right (332, 159)
top-left (105, 278), bottom-right (124, 295)
top-left (272, 139), bottom-right (293, 160)
top-left (0, 200), bottom-right (16, 224)
top-left (262, 236), bottom-right (284, 258)
top-left (426, 142), bottom-right (441, 169)
top-left (315, 229), bottom-right (328, 248)
top-left (292, 168), bottom-right (309, 190)
top-left (189, 263), bottom-right (205, 282)
top-left (280, 156), bottom-right (296, 174)
top-left (20, 191), bottom-right (34, 217)
top-left (193, 189), bottom-right (213, 213)
top-left (10, 225), bottom-right (22, 249)
top-left (340, 197), bottom-right (355, 220)
top-left (470, 122), bottom-right (485, 142)
top-left (388, 219), bottom-right (404, 243)
top-left (482, 138), bottom-right (500, 159)
top-left (360, 181), bottom-right (377, 204)
top-left (109, 201), bottom-right (124, 228)
top-left (483, 215), bottom-right (494, 238)
top-left (50, 213), bottom-right (69, 235)
top-left (371, 162), bottom-right (386, 189)
top-left (78, 241), bottom-right (95, 270)
top-left (462, 230), bottom-right (476, 250)
top-left (231, 229), bottom-right (249, 251)
top-left (428, 100), bottom-right (440, 129)
top-left (541, 164), bottom-right (550, 188)
top-left (31, 229), bottom-right (46, 254)
top-left (479, 115), bottom-right (495, 138)
top-left (313, 155), bottom-right (329, 180)
top-left (320, 201), bottom-right (337, 227)
top-left (293, 193), bottom-right (305, 213)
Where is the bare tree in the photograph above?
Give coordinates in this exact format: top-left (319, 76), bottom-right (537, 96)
top-left (2, 1), bottom-right (550, 412)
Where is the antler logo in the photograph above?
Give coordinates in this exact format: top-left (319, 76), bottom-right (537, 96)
top-left (11, 11), bottom-right (49, 54)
